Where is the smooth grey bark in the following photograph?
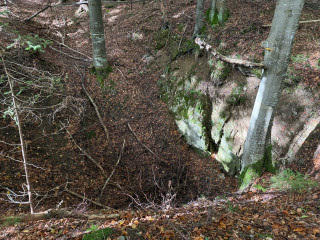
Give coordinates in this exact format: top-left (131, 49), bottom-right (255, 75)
top-left (209, 0), bottom-right (216, 21)
top-left (88, 0), bottom-right (108, 70)
top-left (209, 0), bottom-right (228, 25)
top-left (240, 0), bottom-right (305, 189)
top-left (193, 0), bottom-right (205, 38)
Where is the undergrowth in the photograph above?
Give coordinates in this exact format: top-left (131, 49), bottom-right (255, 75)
top-left (270, 169), bottom-right (318, 192)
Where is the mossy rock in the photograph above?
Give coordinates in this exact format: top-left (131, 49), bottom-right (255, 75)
top-left (210, 60), bottom-right (230, 85)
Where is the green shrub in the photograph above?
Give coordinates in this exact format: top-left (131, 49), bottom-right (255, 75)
top-left (226, 83), bottom-right (246, 106)
top-left (270, 169), bottom-right (318, 192)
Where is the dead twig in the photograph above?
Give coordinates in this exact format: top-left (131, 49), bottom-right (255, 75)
top-left (49, 46), bottom-right (91, 62)
top-left (0, 209), bottom-right (119, 224)
top-left (99, 140), bottom-right (125, 198)
top-left (195, 38), bottom-right (265, 68)
top-left (2, 55), bottom-right (34, 214)
top-left (54, 41), bottom-right (92, 60)
top-left (24, 5), bottom-right (51, 22)
top-left (128, 123), bottom-right (161, 160)
top-left (74, 65), bottom-right (111, 145)
top-left (63, 125), bottom-right (107, 177)
top-left (64, 188), bottom-right (113, 209)
top-left (262, 19), bottom-right (320, 27)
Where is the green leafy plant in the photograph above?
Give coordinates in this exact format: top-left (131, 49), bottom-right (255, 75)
top-left (251, 68), bottom-right (262, 78)
top-left (253, 184), bottom-right (268, 192)
top-left (82, 227), bottom-right (112, 240)
top-left (7, 34), bottom-right (53, 52)
top-left (226, 83), bottom-right (246, 106)
top-left (226, 199), bottom-right (238, 212)
top-left (270, 169), bottom-right (318, 192)
top-left (86, 224), bottom-right (99, 232)
top-left (2, 216), bottom-right (21, 227)
top-left (105, 4), bottom-right (115, 8)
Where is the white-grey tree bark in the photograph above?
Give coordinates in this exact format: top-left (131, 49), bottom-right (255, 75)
top-left (240, 0), bottom-right (305, 189)
top-left (209, 0), bottom-right (228, 25)
top-left (88, 0), bottom-right (109, 71)
top-left (193, 0), bottom-right (205, 38)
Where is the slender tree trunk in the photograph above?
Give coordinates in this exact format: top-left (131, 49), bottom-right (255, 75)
top-left (88, 0), bottom-right (109, 71)
top-left (209, 0), bottom-right (228, 25)
top-left (240, 0), bottom-right (305, 189)
top-left (216, 0), bottom-right (228, 23)
top-left (209, 0), bottom-right (216, 22)
top-left (193, 0), bottom-right (205, 38)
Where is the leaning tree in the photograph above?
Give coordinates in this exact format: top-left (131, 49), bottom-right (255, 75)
top-left (240, 0), bottom-right (305, 189)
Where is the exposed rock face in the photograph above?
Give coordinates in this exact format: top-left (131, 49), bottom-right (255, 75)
top-left (158, 53), bottom-right (320, 175)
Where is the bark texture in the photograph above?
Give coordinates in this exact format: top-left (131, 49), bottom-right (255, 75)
top-left (193, 0), bottom-right (205, 38)
top-left (88, 0), bottom-right (108, 70)
top-left (209, 0), bottom-right (229, 25)
top-left (240, 0), bottom-right (305, 189)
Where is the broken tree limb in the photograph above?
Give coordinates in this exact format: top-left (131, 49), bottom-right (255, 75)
top-left (24, 1), bottom-right (148, 22)
top-left (262, 19), bottom-right (320, 27)
top-left (24, 5), bottom-right (51, 22)
top-left (100, 140), bottom-right (125, 198)
top-left (74, 65), bottom-right (111, 145)
top-left (0, 209), bottom-right (119, 224)
top-left (2, 56), bottom-right (34, 214)
top-left (128, 123), bottom-right (161, 160)
top-left (49, 46), bottom-right (91, 62)
top-left (195, 38), bottom-right (265, 68)
top-left (63, 125), bottom-right (107, 177)
top-left (64, 188), bottom-right (113, 209)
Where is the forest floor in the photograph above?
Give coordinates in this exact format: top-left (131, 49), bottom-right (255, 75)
top-left (0, 0), bottom-right (320, 239)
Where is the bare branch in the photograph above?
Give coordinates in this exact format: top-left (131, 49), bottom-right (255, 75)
top-left (100, 140), bottom-right (125, 198)
top-left (2, 56), bottom-right (35, 214)
top-left (262, 19), bottom-right (320, 27)
top-left (128, 123), bottom-right (161, 160)
top-left (63, 124), bottom-right (107, 177)
top-left (74, 65), bottom-right (111, 145)
top-left (195, 38), bottom-right (265, 68)
top-left (64, 188), bottom-right (113, 209)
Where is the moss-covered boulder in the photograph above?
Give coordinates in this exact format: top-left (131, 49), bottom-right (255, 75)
top-left (156, 49), bottom-right (320, 179)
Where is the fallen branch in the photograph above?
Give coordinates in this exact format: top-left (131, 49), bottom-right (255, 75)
top-left (64, 188), bottom-right (113, 209)
top-left (54, 41), bottom-right (92, 60)
top-left (262, 19), bottom-right (320, 27)
top-left (2, 56), bottom-right (34, 214)
top-left (128, 123), bottom-right (161, 160)
top-left (100, 140), bottom-right (125, 198)
top-left (63, 125), bottom-right (107, 177)
top-left (74, 65), bottom-right (111, 145)
top-left (24, 5), bottom-right (50, 22)
top-left (24, 1), bottom-right (148, 22)
top-left (195, 38), bottom-right (264, 68)
top-left (0, 209), bottom-right (119, 224)
top-left (49, 46), bottom-right (91, 62)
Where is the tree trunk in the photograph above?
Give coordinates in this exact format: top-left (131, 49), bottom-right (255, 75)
top-left (239, 0), bottom-right (305, 190)
top-left (209, 0), bottom-right (216, 23)
top-left (88, 0), bottom-right (109, 71)
top-left (193, 0), bottom-right (205, 38)
top-left (209, 0), bottom-right (229, 26)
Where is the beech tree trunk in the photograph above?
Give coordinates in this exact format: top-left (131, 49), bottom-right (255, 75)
top-left (209, 0), bottom-right (228, 25)
top-left (240, 0), bottom-right (305, 189)
top-left (88, 0), bottom-right (109, 70)
top-left (193, 0), bottom-right (205, 38)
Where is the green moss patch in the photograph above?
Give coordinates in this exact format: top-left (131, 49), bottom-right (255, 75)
top-left (82, 228), bottom-right (113, 240)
